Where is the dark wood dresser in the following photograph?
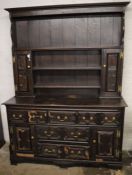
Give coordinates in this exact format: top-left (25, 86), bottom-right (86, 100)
top-left (4, 1), bottom-right (129, 168)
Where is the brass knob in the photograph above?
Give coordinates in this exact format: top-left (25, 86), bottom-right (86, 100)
top-left (78, 132), bottom-right (81, 135)
top-left (44, 148), bottom-right (48, 152)
top-left (78, 151), bottom-right (81, 154)
top-left (13, 114), bottom-right (16, 117)
top-left (27, 53), bottom-right (31, 59)
top-left (71, 132), bottom-right (74, 135)
top-left (19, 114), bottom-right (22, 118)
top-left (57, 116), bottom-right (60, 119)
top-left (93, 139), bottom-right (96, 143)
top-left (52, 149), bottom-right (55, 152)
top-left (83, 116), bottom-right (86, 120)
top-left (103, 64), bottom-right (106, 68)
top-left (71, 150), bottom-right (74, 154)
top-left (105, 117), bottom-right (108, 120)
top-left (27, 65), bottom-right (31, 69)
top-left (113, 116), bottom-right (116, 120)
top-left (44, 131), bottom-right (48, 134)
top-left (31, 136), bottom-right (34, 139)
top-left (40, 115), bottom-right (43, 119)
top-left (64, 116), bottom-right (68, 119)
top-left (90, 116), bottom-right (93, 120)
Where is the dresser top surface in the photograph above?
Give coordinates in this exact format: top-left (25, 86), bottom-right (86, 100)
top-left (4, 96), bottom-right (127, 108)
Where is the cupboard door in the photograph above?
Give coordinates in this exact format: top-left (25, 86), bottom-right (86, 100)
top-left (11, 126), bottom-right (35, 158)
top-left (9, 124), bottom-right (36, 158)
top-left (101, 49), bottom-right (123, 97)
top-left (16, 127), bottom-right (32, 151)
top-left (14, 51), bottom-right (33, 96)
top-left (92, 127), bottom-right (121, 161)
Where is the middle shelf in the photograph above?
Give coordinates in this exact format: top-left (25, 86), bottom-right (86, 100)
top-left (32, 66), bottom-right (101, 71)
top-left (33, 70), bottom-right (101, 89)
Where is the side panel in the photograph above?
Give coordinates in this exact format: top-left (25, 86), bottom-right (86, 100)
top-left (14, 51), bottom-right (33, 96)
top-left (101, 49), bottom-right (123, 97)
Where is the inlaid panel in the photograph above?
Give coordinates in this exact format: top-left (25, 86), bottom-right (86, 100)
top-left (16, 127), bottom-right (32, 151)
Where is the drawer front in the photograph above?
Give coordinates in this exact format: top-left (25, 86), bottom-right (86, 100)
top-left (64, 145), bottom-right (90, 160)
top-left (64, 127), bottom-right (89, 142)
top-left (8, 110), bottom-right (27, 123)
top-left (78, 111), bottom-right (120, 125)
top-left (49, 111), bottom-right (76, 124)
top-left (37, 143), bottom-right (90, 160)
top-left (37, 143), bottom-right (62, 158)
top-left (28, 110), bottom-right (47, 123)
top-left (36, 126), bottom-right (62, 140)
top-left (36, 125), bottom-right (89, 142)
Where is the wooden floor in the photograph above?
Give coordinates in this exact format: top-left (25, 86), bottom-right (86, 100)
top-left (0, 144), bottom-right (132, 175)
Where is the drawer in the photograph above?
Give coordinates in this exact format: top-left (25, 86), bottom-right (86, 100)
top-left (49, 111), bottom-right (76, 124)
top-left (28, 110), bottom-right (47, 123)
top-left (78, 111), bottom-right (120, 125)
top-left (64, 126), bottom-right (89, 142)
top-left (36, 126), bottom-right (62, 140)
top-left (8, 110), bottom-right (27, 123)
top-left (64, 145), bottom-right (90, 160)
top-left (37, 143), bottom-right (62, 158)
top-left (36, 125), bottom-right (89, 142)
top-left (37, 143), bottom-right (90, 160)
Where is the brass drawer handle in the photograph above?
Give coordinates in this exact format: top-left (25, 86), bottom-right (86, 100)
top-left (12, 114), bottom-right (16, 118)
top-left (90, 116), bottom-right (93, 120)
top-left (78, 132), bottom-right (81, 136)
top-left (64, 116), bottom-right (68, 119)
top-left (44, 148), bottom-right (49, 152)
top-left (113, 116), bottom-right (116, 120)
top-left (105, 117), bottom-right (108, 120)
top-left (19, 114), bottom-right (22, 118)
top-left (73, 135), bottom-right (78, 138)
top-left (28, 111), bottom-right (37, 122)
top-left (57, 115), bottom-right (68, 121)
top-left (93, 139), bottom-right (96, 143)
top-left (82, 116), bottom-right (86, 120)
top-left (44, 148), bottom-right (53, 153)
top-left (39, 115), bottom-right (43, 119)
top-left (44, 130), bottom-right (54, 136)
top-left (71, 150), bottom-right (74, 154)
top-left (57, 116), bottom-right (60, 119)
top-left (31, 136), bottom-right (34, 139)
top-left (78, 151), bottom-right (81, 154)
top-left (47, 134), bottom-right (52, 137)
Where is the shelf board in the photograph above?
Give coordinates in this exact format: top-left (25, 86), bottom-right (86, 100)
top-left (34, 84), bottom-right (101, 89)
top-left (16, 46), bottom-right (120, 51)
top-left (33, 66), bottom-right (101, 71)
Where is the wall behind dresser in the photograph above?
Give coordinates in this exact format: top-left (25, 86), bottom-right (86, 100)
top-left (0, 0), bottom-right (132, 150)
